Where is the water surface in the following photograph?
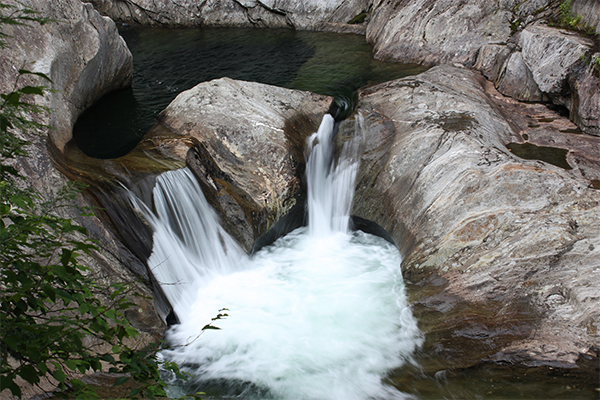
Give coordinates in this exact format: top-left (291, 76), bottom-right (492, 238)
top-left (73, 27), bottom-right (425, 159)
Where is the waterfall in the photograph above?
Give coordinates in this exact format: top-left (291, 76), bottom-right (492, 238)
top-left (305, 114), bottom-right (364, 236)
top-left (135, 113), bottom-right (422, 400)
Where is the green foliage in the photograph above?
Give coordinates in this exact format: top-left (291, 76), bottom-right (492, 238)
top-left (347, 12), bottom-right (367, 25)
top-left (0, 3), bottom-right (188, 398)
top-left (556, 0), bottom-right (596, 35)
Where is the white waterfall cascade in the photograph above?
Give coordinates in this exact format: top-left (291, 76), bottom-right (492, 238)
top-left (136, 113), bottom-right (423, 400)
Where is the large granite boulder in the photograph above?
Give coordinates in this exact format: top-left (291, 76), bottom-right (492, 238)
top-left (145, 78), bottom-right (332, 252)
top-left (347, 64), bottom-right (600, 372)
top-left (88, 0), bottom-right (369, 32)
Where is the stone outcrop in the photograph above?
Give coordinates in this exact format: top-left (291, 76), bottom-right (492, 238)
top-left (365, 0), bottom-right (516, 66)
top-left (347, 64), bottom-right (600, 371)
top-left (0, 0), bottom-right (163, 348)
top-left (146, 78), bottom-right (332, 252)
top-left (88, 0), bottom-right (369, 33)
top-left (475, 23), bottom-right (600, 136)
top-left (140, 71), bottom-right (599, 374)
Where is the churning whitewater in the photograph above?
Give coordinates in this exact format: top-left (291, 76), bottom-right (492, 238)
top-left (137, 114), bottom-right (422, 399)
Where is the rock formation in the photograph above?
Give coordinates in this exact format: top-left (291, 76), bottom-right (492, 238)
top-left (88, 0), bottom-right (369, 33)
top-left (349, 64), bottom-right (600, 371)
top-left (145, 78), bottom-right (332, 252)
top-left (134, 70), bottom-right (599, 373)
top-left (0, 0), bottom-right (164, 341)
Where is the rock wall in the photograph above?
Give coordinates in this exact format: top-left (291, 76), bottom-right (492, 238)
top-left (475, 23), bottom-right (600, 136)
top-left (88, 0), bottom-right (369, 32)
top-left (0, 0), bottom-right (164, 341)
top-left (572, 0), bottom-right (600, 34)
top-left (365, 0), bottom-right (515, 66)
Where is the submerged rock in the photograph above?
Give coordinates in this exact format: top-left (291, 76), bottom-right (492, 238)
top-left (349, 65), bottom-right (600, 372)
top-left (147, 78), bottom-right (332, 252)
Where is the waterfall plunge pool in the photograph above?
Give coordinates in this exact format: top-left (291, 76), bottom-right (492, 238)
top-left (75, 27), bottom-right (598, 400)
top-left (131, 114), bottom-right (422, 399)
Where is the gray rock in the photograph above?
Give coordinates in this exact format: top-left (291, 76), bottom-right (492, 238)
top-left (570, 56), bottom-right (600, 136)
top-left (519, 23), bottom-right (593, 97)
top-left (88, 0), bottom-right (369, 31)
top-left (496, 51), bottom-right (544, 101)
top-left (349, 65), bottom-right (600, 370)
top-left (149, 78), bottom-right (332, 252)
top-left (366, 0), bottom-right (514, 66)
top-left (571, 0), bottom-right (600, 34)
top-left (0, 0), bottom-right (163, 343)
top-left (473, 43), bottom-right (513, 83)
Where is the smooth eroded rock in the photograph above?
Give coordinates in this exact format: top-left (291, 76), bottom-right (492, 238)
top-left (366, 0), bottom-right (514, 66)
top-left (349, 65), bottom-right (600, 371)
top-left (148, 78), bottom-right (332, 252)
top-left (0, 0), bottom-right (163, 359)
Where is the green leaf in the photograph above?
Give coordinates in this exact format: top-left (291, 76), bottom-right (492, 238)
top-left (52, 367), bottom-right (65, 383)
top-left (18, 85), bottom-right (45, 96)
top-left (18, 364), bottom-right (40, 384)
top-left (112, 376), bottom-right (130, 386)
top-left (18, 69), bottom-right (52, 82)
top-left (202, 325), bottom-right (221, 330)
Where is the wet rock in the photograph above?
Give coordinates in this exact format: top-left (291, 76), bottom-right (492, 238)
top-left (149, 78), bottom-right (332, 252)
top-left (349, 65), bottom-right (600, 371)
top-left (88, 0), bottom-right (369, 31)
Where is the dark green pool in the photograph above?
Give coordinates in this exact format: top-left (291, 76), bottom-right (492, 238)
top-left (73, 27), bottom-right (424, 159)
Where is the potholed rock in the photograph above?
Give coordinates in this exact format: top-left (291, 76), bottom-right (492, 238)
top-left (348, 65), bottom-right (600, 371)
top-left (0, 0), bottom-right (163, 349)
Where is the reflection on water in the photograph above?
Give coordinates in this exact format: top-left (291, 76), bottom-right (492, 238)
top-left (73, 27), bottom-right (425, 159)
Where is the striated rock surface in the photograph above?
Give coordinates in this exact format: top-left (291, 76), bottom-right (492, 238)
top-left (88, 0), bottom-right (369, 32)
top-left (365, 0), bottom-right (515, 66)
top-left (518, 24), bottom-right (593, 98)
top-left (147, 78), bottom-right (332, 252)
top-left (347, 65), bottom-right (600, 371)
top-left (476, 23), bottom-right (599, 136)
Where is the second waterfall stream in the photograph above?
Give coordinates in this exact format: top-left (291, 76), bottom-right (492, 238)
top-left (134, 113), bottom-right (423, 399)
